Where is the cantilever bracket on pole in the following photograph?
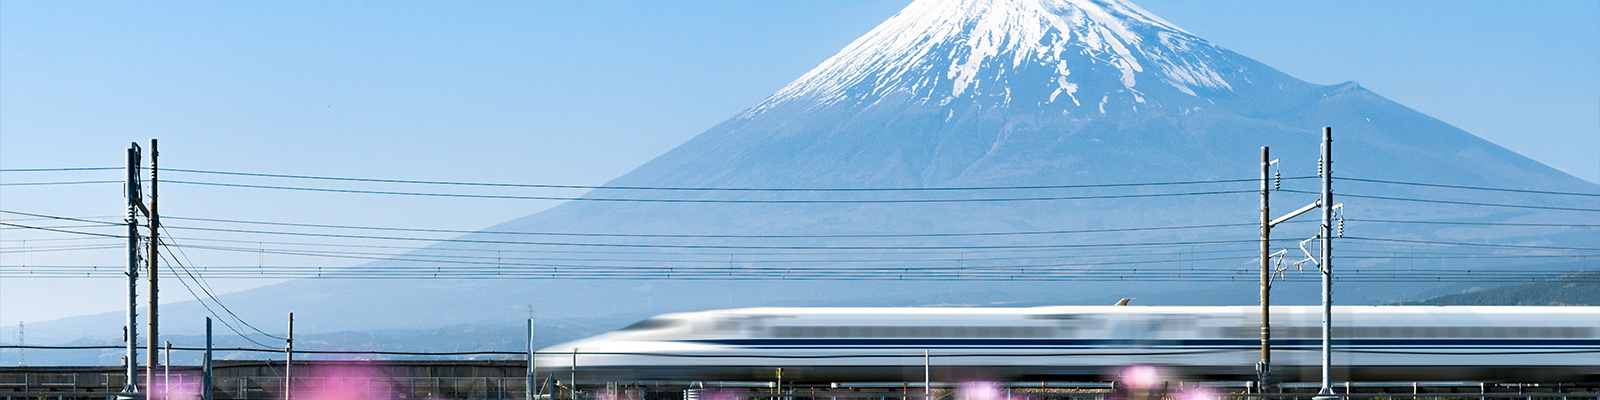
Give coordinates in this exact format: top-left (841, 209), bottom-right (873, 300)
top-left (1294, 236), bottom-right (1320, 273)
top-left (1268, 249), bottom-right (1289, 283)
top-left (1269, 199), bottom-right (1320, 227)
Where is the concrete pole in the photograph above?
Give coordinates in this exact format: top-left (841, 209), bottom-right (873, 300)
top-left (570, 348), bottom-right (577, 400)
top-left (923, 350), bottom-right (930, 399)
top-left (123, 143), bottom-right (142, 397)
top-left (204, 318), bottom-right (213, 400)
top-left (1258, 146), bottom-right (1272, 391)
top-left (537, 320), bottom-right (544, 400)
top-left (286, 312), bottom-right (294, 400)
top-left (161, 340), bottom-right (169, 400)
top-left (147, 139), bottom-right (160, 397)
top-left (527, 318), bottom-right (535, 400)
top-left (1318, 127), bottom-right (1334, 395)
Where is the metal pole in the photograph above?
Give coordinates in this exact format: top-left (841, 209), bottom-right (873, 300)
top-left (123, 143), bottom-right (143, 397)
top-left (147, 139), bottom-right (160, 398)
top-left (1318, 127), bottom-right (1334, 395)
top-left (570, 348), bottom-right (577, 400)
top-left (1259, 146), bottom-right (1271, 391)
top-left (163, 341), bottom-right (170, 400)
top-left (527, 318), bottom-right (534, 400)
top-left (537, 318), bottom-right (544, 400)
top-left (923, 350), bottom-right (930, 399)
top-left (204, 318), bottom-right (213, 400)
top-left (286, 312), bottom-right (293, 400)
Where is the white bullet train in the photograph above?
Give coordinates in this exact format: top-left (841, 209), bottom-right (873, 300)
top-left (535, 306), bottom-right (1600, 383)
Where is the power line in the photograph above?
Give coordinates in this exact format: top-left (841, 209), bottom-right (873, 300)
top-left (162, 215), bottom-right (1257, 239)
top-left (161, 227), bottom-right (289, 341)
top-left (0, 210), bottom-right (127, 226)
top-left (1343, 236), bottom-right (1600, 251)
top-left (0, 223), bottom-right (125, 231)
top-left (0, 222), bottom-right (124, 239)
top-left (168, 241), bottom-right (1259, 265)
top-left (1347, 218), bottom-right (1600, 228)
top-left (157, 250), bottom-right (282, 349)
top-left (0, 180), bottom-right (120, 186)
top-left (167, 168), bottom-right (1295, 192)
top-left (0, 244), bottom-right (122, 254)
top-left (0, 215), bottom-right (122, 222)
top-left (0, 167), bottom-right (120, 172)
top-left (1336, 176), bottom-right (1600, 197)
top-left (158, 224), bottom-right (1264, 250)
top-left (1278, 189), bottom-right (1599, 212)
top-left (5, 265), bottom-right (1586, 282)
top-left (168, 180), bottom-right (1256, 203)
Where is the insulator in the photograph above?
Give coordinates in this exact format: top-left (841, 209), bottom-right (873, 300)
top-left (1273, 171), bottom-right (1281, 190)
top-left (1317, 159), bottom-right (1324, 177)
top-left (1338, 218), bottom-right (1345, 237)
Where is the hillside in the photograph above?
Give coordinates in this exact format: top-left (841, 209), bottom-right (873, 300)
top-left (1404, 272), bottom-right (1598, 306)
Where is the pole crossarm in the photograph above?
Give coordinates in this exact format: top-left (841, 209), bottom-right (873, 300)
top-left (1270, 200), bottom-right (1320, 228)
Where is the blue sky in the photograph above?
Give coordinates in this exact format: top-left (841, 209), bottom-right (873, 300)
top-left (1, 0), bottom-right (1596, 326)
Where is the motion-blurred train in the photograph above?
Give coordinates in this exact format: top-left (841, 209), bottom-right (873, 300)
top-left (535, 306), bottom-right (1600, 383)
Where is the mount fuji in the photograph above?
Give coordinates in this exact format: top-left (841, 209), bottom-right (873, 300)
top-left (23, 0), bottom-right (1597, 361)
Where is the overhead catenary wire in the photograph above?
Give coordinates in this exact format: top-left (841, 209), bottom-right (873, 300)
top-left (156, 224), bottom-right (1267, 250)
top-left (167, 180), bottom-right (1258, 203)
top-left (4, 166), bottom-right (1592, 197)
top-left (164, 241), bottom-right (1265, 264)
top-left (161, 227), bottom-right (289, 341)
top-left (0, 180), bottom-right (121, 186)
top-left (1336, 176), bottom-right (1600, 197)
top-left (1342, 236), bottom-right (1600, 251)
top-left (1277, 189), bottom-right (1600, 212)
top-left (1347, 218), bottom-right (1600, 228)
top-left (4, 265), bottom-right (1587, 282)
top-left (164, 168), bottom-right (1303, 192)
top-left (0, 167), bottom-right (121, 172)
top-left (157, 250), bottom-right (283, 348)
top-left (0, 222), bottom-right (124, 239)
top-left (161, 215), bottom-right (1260, 239)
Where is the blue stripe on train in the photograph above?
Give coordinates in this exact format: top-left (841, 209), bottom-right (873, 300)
top-left (685, 338), bottom-right (1600, 348)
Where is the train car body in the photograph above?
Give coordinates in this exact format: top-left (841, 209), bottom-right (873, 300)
top-left (534, 306), bottom-right (1600, 383)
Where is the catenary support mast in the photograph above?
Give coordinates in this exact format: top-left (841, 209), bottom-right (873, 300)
top-left (146, 139), bottom-right (160, 396)
top-left (1258, 146), bottom-right (1272, 390)
top-left (1318, 127), bottom-right (1335, 395)
top-left (122, 143), bottom-right (143, 398)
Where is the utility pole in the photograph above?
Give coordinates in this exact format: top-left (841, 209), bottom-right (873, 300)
top-left (286, 312), bottom-right (294, 400)
top-left (163, 340), bottom-right (171, 400)
top-left (1257, 146), bottom-right (1272, 391)
top-left (147, 139), bottom-right (160, 398)
top-left (204, 318), bottom-right (214, 400)
top-left (1258, 128), bottom-right (1341, 396)
top-left (121, 142), bottom-right (144, 399)
top-left (923, 350), bottom-right (930, 399)
top-left (1317, 127), bottom-right (1335, 396)
top-left (527, 318), bottom-right (535, 400)
top-left (537, 320), bottom-right (544, 400)
top-left (569, 348), bottom-right (577, 400)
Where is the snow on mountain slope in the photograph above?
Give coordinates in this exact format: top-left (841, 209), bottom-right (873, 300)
top-left (748, 0), bottom-right (1235, 116)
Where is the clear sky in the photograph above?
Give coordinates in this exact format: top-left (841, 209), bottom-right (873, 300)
top-left (2, 0), bottom-right (1596, 328)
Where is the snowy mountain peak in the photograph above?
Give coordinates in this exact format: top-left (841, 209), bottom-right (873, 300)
top-left (745, 0), bottom-right (1244, 117)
